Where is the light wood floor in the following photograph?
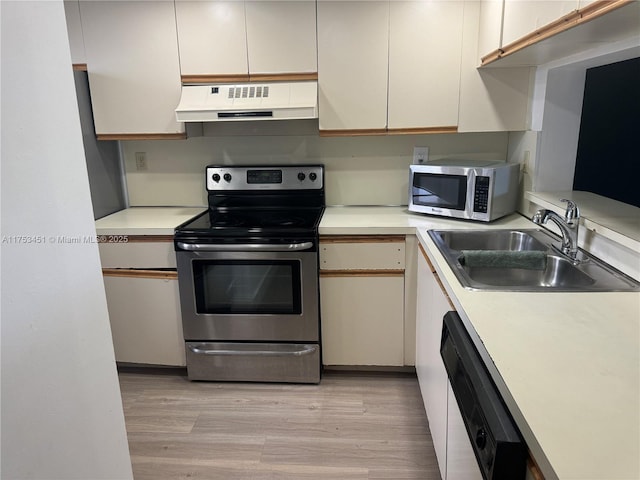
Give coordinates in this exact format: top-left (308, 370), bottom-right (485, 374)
top-left (118, 370), bottom-right (441, 480)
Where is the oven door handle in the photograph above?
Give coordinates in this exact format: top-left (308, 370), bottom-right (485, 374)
top-left (176, 241), bottom-right (314, 252)
top-left (188, 344), bottom-right (318, 357)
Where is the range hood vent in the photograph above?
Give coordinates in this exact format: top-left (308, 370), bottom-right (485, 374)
top-left (176, 81), bottom-right (318, 122)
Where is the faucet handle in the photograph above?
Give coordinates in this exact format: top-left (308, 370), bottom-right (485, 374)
top-left (561, 198), bottom-right (580, 222)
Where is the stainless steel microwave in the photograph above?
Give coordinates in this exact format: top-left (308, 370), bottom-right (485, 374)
top-left (408, 160), bottom-right (520, 222)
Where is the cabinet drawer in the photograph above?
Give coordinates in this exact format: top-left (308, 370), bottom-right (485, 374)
top-left (320, 236), bottom-right (405, 270)
top-left (99, 238), bottom-right (175, 268)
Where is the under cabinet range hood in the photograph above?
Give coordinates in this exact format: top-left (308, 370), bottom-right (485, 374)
top-left (175, 81), bottom-right (318, 122)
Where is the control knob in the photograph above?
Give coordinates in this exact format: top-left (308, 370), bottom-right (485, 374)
top-left (309, 172), bottom-right (317, 181)
top-left (223, 173), bottom-right (232, 182)
top-left (212, 173), bottom-right (221, 183)
top-left (297, 172), bottom-right (306, 181)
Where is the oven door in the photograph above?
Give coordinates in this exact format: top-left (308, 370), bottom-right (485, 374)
top-left (176, 241), bottom-right (319, 342)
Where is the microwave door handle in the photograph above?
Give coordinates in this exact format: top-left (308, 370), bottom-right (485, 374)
top-left (176, 241), bottom-right (314, 252)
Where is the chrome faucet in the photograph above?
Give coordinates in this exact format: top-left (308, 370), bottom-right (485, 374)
top-left (532, 199), bottom-right (581, 260)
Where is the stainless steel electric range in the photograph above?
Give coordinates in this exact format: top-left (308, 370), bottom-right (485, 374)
top-left (174, 165), bottom-right (324, 383)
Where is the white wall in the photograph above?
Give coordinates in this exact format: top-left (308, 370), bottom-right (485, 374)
top-left (0, 2), bottom-right (133, 479)
top-left (122, 132), bottom-right (509, 206)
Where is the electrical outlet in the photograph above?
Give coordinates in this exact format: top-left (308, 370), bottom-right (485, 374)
top-left (413, 146), bottom-right (429, 164)
top-left (135, 152), bottom-right (148, 171)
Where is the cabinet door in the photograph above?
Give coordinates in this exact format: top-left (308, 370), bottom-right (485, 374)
top-left (103, 275), bottom-right (185, 366)
top-left (320, 275), bottom-right (405, 366)
top-left (416, 247), bottom-right (451, 478)
top-left (317, 1), bottom-right (389, 131)
top-left (388, 1), bottom-right (464, 129)
top-left (245, 1), bottom-right (317, 75)
top-left (477, 0), bottom-right (504, 56)
top-left (63, 0), bottom-right (85, 65)
top-left (502, 0), bottom-right (578, 47)
top-left (458, 0), bottom-right (532, 132)
top-left (80, 1), bottom-right (184, 137)
top-left (175, 0), bottom-right (248, 77)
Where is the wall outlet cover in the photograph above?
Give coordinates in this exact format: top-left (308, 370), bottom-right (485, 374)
top-left (413, 146), bottom-right (429, 164)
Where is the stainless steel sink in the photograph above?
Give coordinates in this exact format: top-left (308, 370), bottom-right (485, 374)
top-left (428, 229), bottom-right (640, 292)
top-left (434, 229), bottom-right (550, 252)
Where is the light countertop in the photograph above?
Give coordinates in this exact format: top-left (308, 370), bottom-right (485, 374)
top-left (94, 207), bottom-right (205, 235)
top-left (95, 205), bottom-right (639, 479)
top-left (326, 206), bottom-right (639, 480)
top-left (319, 205), bottom-right (533, 235)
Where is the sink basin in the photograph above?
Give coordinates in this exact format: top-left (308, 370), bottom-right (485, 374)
top-left (428, 229), bottom-right (640, 292)
top-left (435, 229), bottom-right (549, 252)
top-left (462, 255), bottom-right (595, 288)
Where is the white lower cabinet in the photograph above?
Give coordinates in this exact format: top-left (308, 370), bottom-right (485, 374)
top-left (417, 244), bottom-right (482, 480)
top-left (320, 236), bottom-right (406, 366)
top-left (418, 242), bottom-right (544, 480)
top-left (99, 239), bottom-right (185, 366)
top-left (320, 275), bottom-right (405, 366)
top-left (416, 244), bottom-right (452, 477)
top-left (103, 274), bottom-right (185, 366)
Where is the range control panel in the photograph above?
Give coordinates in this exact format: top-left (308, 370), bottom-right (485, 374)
top-left (206, 165), bottom-right (324, 191)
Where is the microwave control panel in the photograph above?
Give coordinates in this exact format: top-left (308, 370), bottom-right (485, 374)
top-left (473, 176), bottom-right (490, 213)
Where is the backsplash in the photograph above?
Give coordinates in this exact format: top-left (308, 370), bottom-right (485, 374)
top-left (122, 132), bottom-right (508, 207)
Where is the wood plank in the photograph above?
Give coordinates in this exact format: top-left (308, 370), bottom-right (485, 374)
top-left (319, 270), bottom-right (405, 277)
top-left (419, 243), bottom-right (455, 310)
top-left (319, 129), bottom-right (388, 137)
top-left (102, 268), bottom-right (177, 280)
top-left (481, 0), bottom-right (632, 66)
top-left (97, 133), bottom-right (187, 141)
top-left (181, 73), bottom-right (318, 84)
top-left (320, 235), bottom-right (405, 244)
top-left (118, 371), bottom-right (441, 480)
top-left (181, 74), bottom-right (250, 84)
top-left (386, 126), bottom-right (458, 135)
top-left (249, 72), bottom-right (318, 82)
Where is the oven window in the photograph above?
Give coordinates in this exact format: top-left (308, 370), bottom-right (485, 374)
top-left (193, 260), bottom-right (302, 315)
top-left (412, 173), bottom-right (467, 210)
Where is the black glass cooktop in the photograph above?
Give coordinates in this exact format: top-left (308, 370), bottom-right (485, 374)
top-left (175, 206), bottom-right (324, 238)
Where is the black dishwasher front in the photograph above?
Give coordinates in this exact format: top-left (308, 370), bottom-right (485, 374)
top-left (441, 311), bottom-right (527, 480)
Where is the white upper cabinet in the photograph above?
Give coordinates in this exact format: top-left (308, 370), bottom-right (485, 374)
top-left (458, 1), bottom-right (532, 132)
top-left (176, 0), bottom-right (317, 78)
top-left (80, 1), bottom-right (184, 137)
top-left (175, 1), bottom-right (249, 78)
top-left (63, 0), bottom-right (85, 65)
top-left (477, 0), bottom-right (504, 56)
top-left (317, 1), bottom-right (390, 131)
top-left (388, 1), bottom-right (464, 130)
top-left (245, 1), bottom-right (317, 75)
top-left (501, 0), bottom-right (578, 47)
